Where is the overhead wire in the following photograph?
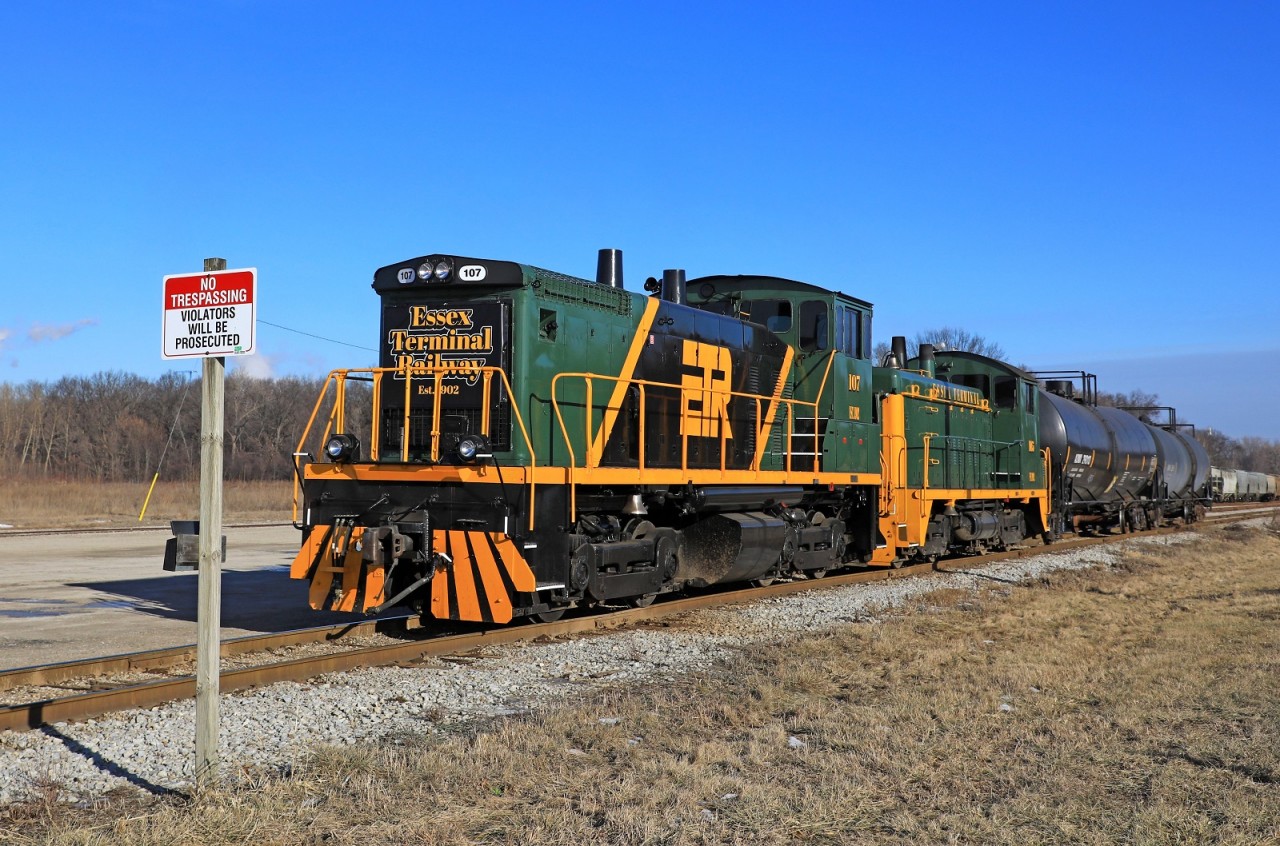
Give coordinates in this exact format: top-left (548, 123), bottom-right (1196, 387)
top-left (258, 319), bottom-right (377, 352)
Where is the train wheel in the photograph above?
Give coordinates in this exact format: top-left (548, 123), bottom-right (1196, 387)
top-left (628, 593), bottom-right (658, 608)
top-left (530, 608), bottom-right (566, 624)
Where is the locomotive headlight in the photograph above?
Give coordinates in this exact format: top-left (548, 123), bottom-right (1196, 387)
top-left (324, 433), bottom-right (360, 463)
top-left (417, 262), bottom-right (433, 280)
top-left (455, 434), bottom-right (489, 463)
top-left (433, 259), bottom-right (454, 281)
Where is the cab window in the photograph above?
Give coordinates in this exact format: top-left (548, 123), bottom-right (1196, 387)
top-left (799, 300), bottom-right (829, 352)
top-left (838, 306), bottom-right (865, 358)
top-left (994, 376), bottom-right (1017, 409)
top-left (745, 299), bottom-right (791, 333)
top-left (951, 373), bottom-right (990, 397)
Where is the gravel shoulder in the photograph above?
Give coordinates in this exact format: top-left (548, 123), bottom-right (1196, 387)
top-left (0, 530), bottom-right (1211, 804)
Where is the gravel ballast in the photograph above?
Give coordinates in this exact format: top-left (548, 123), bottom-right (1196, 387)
top-left (0, 532), bottom-right (1206, 803)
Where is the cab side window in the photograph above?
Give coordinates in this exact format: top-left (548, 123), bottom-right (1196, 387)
top-left (799, 300), bottom-right (829, 352)
top-left (994, 376), bottom-right (1017, 409)
top-left (952, 373), bottom-right (990, 397)
top-left (746, 299), bottom-right (791, 333)
top-left (837, 306), bottom-right (865, 358)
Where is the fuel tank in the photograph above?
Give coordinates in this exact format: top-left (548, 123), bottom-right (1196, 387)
top-left (676, 512), bottom-right (785, 586)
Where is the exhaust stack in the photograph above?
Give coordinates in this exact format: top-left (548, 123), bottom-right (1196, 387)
top-left (596, 248), bottom-right (624, 288)
top-left (661, 269), bottom-right (686, 305)
top-left (891, 336), bottom-right (908, 370)
top-left (918, 343), bottom-right (935, 377)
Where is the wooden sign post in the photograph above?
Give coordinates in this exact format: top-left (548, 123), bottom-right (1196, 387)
top-left (162, 257), bottom-right (256, 791)
top-left (196, 256), bottom-right (226, 790)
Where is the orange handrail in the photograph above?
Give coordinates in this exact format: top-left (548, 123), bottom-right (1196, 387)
top-left (550, 370), bottom-right (827, 521)
top-left (291, 366), bottom-right (538, 530)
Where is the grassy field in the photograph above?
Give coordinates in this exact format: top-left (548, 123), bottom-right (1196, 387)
top-left (0, 479), bottom-right (293, 529)
top-left (2, 523), bottom-right (1278, 844)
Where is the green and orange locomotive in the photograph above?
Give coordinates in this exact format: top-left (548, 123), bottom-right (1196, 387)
top-left (289, 249), bottom-right (1201, 624)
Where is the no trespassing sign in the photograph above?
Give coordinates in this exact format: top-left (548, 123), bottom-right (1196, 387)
top-left (162, 268), bottom-right (257, 359)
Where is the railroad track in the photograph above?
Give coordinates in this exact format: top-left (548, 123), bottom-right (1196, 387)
top-left (1, 504), bottom-right (1273, 734)
top-left (0, 522), bottom-right (288, 539)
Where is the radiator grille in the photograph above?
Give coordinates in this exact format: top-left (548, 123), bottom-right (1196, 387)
top-left (381, 404), bottom-right (512, 457)
top-left (533, 269), bottom-right (633, 315)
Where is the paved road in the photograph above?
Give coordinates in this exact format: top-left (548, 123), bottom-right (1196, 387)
top-left (0, 525), bottom-right (366, 669)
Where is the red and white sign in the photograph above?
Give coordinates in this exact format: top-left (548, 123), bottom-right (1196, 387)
top-left (162, 268), bottom-right (257, 359)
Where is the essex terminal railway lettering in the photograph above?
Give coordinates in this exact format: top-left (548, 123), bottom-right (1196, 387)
top-left (388, 307), bottom-right (494, 387)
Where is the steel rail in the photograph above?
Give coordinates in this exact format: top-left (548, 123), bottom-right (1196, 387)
top-left (0, 616), bottom-right (416, 694)
top-left (0, 507), bottom-right (1272, 733)
top-left (0, 522), bottom-right (288, 539)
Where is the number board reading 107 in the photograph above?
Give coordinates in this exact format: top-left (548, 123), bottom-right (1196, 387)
top-left (162, 268), bottom-right (257, 359)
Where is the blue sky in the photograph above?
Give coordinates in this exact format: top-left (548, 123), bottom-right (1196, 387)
top-left (1, 2), bottom-right (1277, 437)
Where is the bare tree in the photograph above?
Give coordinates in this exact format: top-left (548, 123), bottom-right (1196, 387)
top-left (874, 326), bottom-right (1007, 365)
top-left (0, 373), bottom-right (326, 483)
top-left (1200, 428), bottom-right (1244, 469)
top-left (1096, 388), bottom-right (1161, 410)
top-left (1238, 436), bottom-right (1280, 473)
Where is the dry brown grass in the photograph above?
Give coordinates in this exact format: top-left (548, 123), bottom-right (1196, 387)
top-left (4, 526), bottom-right (1278, 844)
top-left (0, 480), bottom-right (292, 529)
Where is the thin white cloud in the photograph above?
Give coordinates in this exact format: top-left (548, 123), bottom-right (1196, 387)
top-left (27, 318), bottom-right (98, 343)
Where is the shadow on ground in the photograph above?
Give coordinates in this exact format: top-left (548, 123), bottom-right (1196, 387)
top-left (68, 567), bottom-right (367, 630)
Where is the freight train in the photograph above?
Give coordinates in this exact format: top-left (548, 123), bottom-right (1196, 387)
top-left (289, 249), bottom-right (1212, 624)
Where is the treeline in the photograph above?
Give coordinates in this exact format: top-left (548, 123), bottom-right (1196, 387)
top-left (2, 370), bottom-right (1277, 483)
top-left (1195, 429), bottom-right (1280, 474)
top-left (0, 372), bottom-right (329, 483)
top-left (1095, 388), bottom-right (1280, 473)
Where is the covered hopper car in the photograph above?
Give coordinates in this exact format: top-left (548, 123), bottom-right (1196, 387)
top-left (1214, 468), bottom-right (1280, 501)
